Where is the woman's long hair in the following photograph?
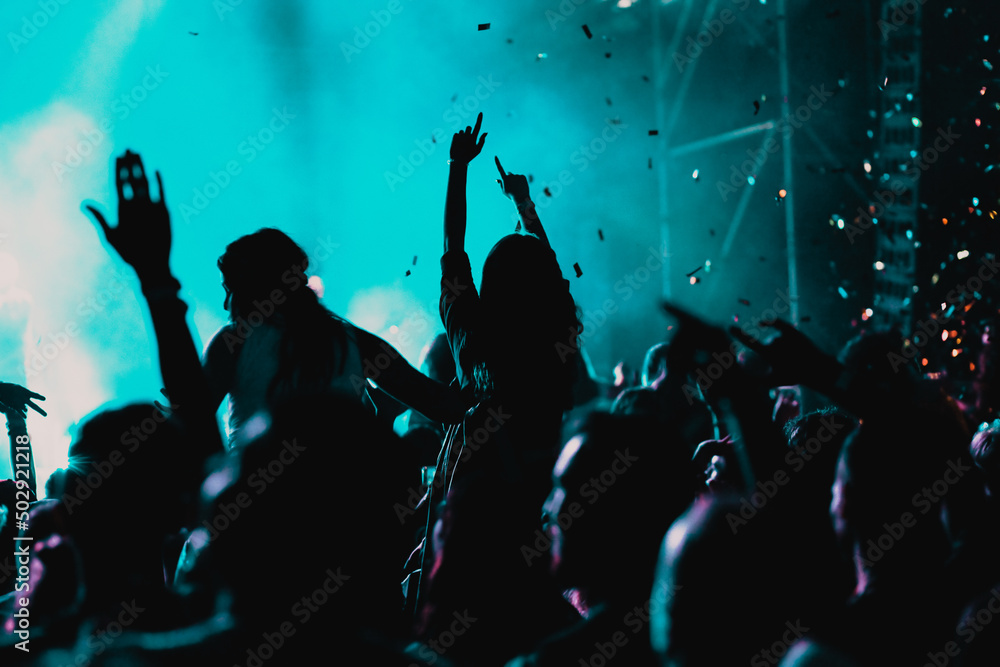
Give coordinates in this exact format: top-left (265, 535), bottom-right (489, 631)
top-left (475, 234), bottom-right (582, 413)
top-left (217, 228), bottom-right (348, 399)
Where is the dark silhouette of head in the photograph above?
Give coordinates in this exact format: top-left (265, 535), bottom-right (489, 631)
top-left (544, 412), bottom-right (691, 600)
top-left (970, 418), bottom-right (1000, 495)
top-left (217, 228), bottom-right (348, 396)
top-left (475, 234), bottom-right (581, 411)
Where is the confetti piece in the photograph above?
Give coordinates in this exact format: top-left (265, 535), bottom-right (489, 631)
top-left (985, 59), bottom-right (994, 71)
top-left (648, 130), bottom-right (659, 136)
top-left (692, 169), bottom-right (699, 181)
top-left (642, 75), bottom-right (650, 82)
top-left (605, 52), bottom-right (611, 58)
top-left (506, 38), bottom-right (513, 43)
top-left (188, 31), bottom-right (199, 36)
top-left (405, 270), bottom-right (411, 277)
top-left (478, 23), bottom-right (491, 30)
top-left (598, 229), bottom-right (604, 240)
top-left (432, 135), bottom-right (436, 143)
top-left (543, 187), bottom-right (552, 197)
top-left (709, 229), bottom-right (715, 236)
top-left (573, 262), bottom-right (583, 277)
top-left (800, 316), bottom-right (811, 323)
top-left (610, 118), bottom-right (622, 125)
top-left (528, 174), bottom-right (534, 183)
top-left (648, 158), bottom-right (653, 169)
top-left (738, 298), bottom-right (751, 306)
top-left (753, 100), bottom-right (760, 115)
top-left (689, 276), bottom-right (700, 285)
top-left (537, 53), bottom-right (548, 60)
top-left (838, 286), bottom-right (848, 299)
top-left (451, 94), bottom-right (458, 102)
top-left (686, 266), bottom-right (702, 278)
top-left (606, 97), bottom-right (613, 106)
top-left (413, 255), bottom-right (418, 265)
top-left (582, 24), bottom-right (593, 38)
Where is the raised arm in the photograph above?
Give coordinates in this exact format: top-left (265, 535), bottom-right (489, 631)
top-left (444, 112), bottom-right (486, 255)
top-left (495, 156), bottom-right (550, 248)
top-left (83, 150), bottom-right (224, 460)
top-left (353, 327), bottom-right (469, 426)
top-left (0, 383), bottom-right (46, 500)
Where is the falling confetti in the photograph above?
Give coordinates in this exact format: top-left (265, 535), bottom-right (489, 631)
top-left (753, 100), bottom-right (760, 115)
top-left (838, 286), bottom-right (849, 299)
top-left (536, 53), bottom-right (548, 60)
top-left (412, 256), bottom-right (418, 266)
top-left (649, 130), bottom-right (659, 136)
top-left (573, 262), bottom-right (583, 277)
top-left (800, 316), bottom-right (812, 323)
top-left (686, 266), bottom-right (702, 277)
top-left (582, 24), bottom-right (593, 38)
top-left (598, 229), bottom-right (604, 240)
top-left (738, 298), bottom-right (751, 306)
top-left (478, 23), bottom-right (491, 30)
top-left (984, 59), bottom-right (994, 71)
top-left (405, 270), bottom-right (411, 277)
top-left (692, 169), bottom-right (700, 181)
top-left (543, 187), bottom-right (552, 197)
top-left (605, 52), bottom-right (612, 58)
top-left (648, 158), bottom-right (653, 169)
top-left (606, 97), bottom-right (613, 106)
top-left (188, 31), bottom-right (199, 36)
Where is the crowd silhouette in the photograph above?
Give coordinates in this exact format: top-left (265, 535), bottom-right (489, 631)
top-left (0, 113), bottom-right (997, 666)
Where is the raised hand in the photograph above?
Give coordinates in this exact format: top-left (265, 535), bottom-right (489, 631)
top-left (494, 156), bottom-right (530, 205)
top-left (729, 318), bottom-right (834, 388)
top-left (450, 112), bottom-right (487, 165)
top-left (0, 382), bottom-right (46, 417)
top-left (83, 150), bottom-right (171, 281)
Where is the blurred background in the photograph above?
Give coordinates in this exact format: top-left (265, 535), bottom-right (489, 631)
top-left (0, 0), bottom-right (996, 493)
